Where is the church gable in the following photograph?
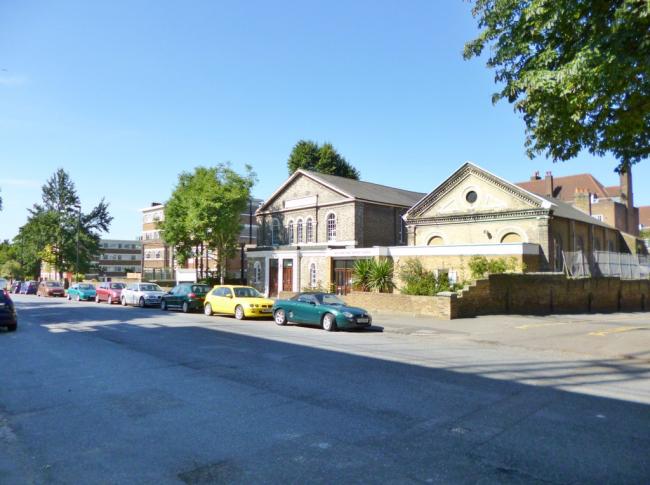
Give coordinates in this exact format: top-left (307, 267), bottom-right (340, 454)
top-left (262, 172), bottom-right (350, 213)
top-left (407, 163), bottom-right (545, 221)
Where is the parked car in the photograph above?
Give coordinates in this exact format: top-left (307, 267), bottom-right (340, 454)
top-left (66, 283), bottom-right (97, 301)
top-left (10, 281), bottom-right (23, 294)
top-left (203, 285), bottom-right (274, 320)
top-left (95, 282), bottom-right (126, 304)
top-left (161, 283), bottom-right (211, 313)
top-left (272, 292), bottom-right (372, 331)
top-left (37, 281), bottom-right (65, 297)
top-left (19, 281), bottom-right (38, 295)
top-left (0, 289), bottom-right (17, 332)
top-left (121, 282), bottom-right (166, 308)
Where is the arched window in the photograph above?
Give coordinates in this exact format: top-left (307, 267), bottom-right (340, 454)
top-left (287, 220), bottom-right (294, 244)
top-left (306, 218), bottom-right (313, 243)
top-left (428, 236), bottom-right (444, 246)
top-left (398, 213), bottom-right (407, 244)
top-left (271, 219), bottom-right (281, 245)
top-left (326, 213), bottom-right (337, 241)
top-left (296, 219), bottom-right (303, 243)
top-left (500, 232), bottom-right (522, 243)
top-left (310, 263), bottom-right (317, 288)
top-left (155, 251), bottom-right (161, 259)
top-left (253, 261), bottom-right (261, 284)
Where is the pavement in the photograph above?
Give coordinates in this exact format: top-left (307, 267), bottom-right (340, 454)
top-left (1, 295), bottom-right (649, 484)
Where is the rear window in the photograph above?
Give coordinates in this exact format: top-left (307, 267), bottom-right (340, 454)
top-left (191, 285), bottom-right (210, 294)
top-left (46, 282), bottom-right (62, 287)
top-left (110, 283), bottom-right (125, 289)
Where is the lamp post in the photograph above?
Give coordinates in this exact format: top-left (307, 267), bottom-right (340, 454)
top-left (74, 203), bottom-right (81, 282)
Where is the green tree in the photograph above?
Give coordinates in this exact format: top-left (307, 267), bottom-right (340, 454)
top-left (287, 140), bottom-right (360, 179)
top-left (162, 164), bottom-right (257, 284)
top-left (28, 169), bottom-right (112, 279)
top-left (464, 0), bottom-right (650, 172)
top-left (1, 260), bottom-right (22, 280)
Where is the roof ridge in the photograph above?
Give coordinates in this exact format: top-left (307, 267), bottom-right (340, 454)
top-left (301, 169), bottom-right (426, 196)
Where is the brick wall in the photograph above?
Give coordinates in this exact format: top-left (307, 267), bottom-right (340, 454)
top-left (457, 274), bottom-right (650, 317)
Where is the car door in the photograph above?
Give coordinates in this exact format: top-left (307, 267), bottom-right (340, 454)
top-left (292, 294), bottom-right (317, 323)
top-left (222, 287), bottom-right (237, 314)
top-left (165, 285), bottom-right (179, 307)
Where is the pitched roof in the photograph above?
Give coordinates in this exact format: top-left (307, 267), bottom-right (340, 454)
top-left (257, 169), bottom-right (426, 212)
top-left (407, 162), bottom-right (615, 230)
top-left (516, 173), bottom-right (613, 201)
top-left (640, 206), bottom-right (650, 228)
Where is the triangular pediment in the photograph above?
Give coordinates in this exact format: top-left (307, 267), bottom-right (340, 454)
top-left (406, 162), bottom-right (548, 220)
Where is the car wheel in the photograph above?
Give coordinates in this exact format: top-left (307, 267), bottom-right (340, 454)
top-left (95, 295), bottom-right (100, 303)
top-left (161, 300), bottom-right (167, 311)
top-left (274, 308), bottom-right (287, 326)
top-left (234, 305), bottom-right (245, 320)
top-left (67, 294), bottom-right (71, 301)
top-left (121, 297), bottom-right (127, 306)
top-left (139, 297), bottom-right (145, 308)
top-left (182, 301), bottom-right (190, 313)
top-left (107, 296), bottom-right (113, 305)
top-left (7, 324), bottom-right (17, 332)
top-left (75, 294), bottom-right (80, 302)
top-left (322, 313), bottom-right (337, 332)
top-left (204, 303), bottom-right (213, 316)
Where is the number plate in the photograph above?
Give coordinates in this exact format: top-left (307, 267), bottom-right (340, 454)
top-left (356, 318), bottom-right (369, 323)
top-left (260, 308), bottom-right (272, 313)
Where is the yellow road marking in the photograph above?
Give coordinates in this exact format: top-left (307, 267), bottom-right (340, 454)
top-left (588, 327), bottom-right (645, 337)
top-left (516, 322), bottom-right (571, 330)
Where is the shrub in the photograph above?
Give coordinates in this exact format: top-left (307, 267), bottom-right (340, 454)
top-left (468, 255), bottom-right (520, 280)
top-left (398, 258), bottom-right (460, 296)
top-left (351, 259), bottom-right (373, 291)
top-left (368, 258), bottom-right (394, 293)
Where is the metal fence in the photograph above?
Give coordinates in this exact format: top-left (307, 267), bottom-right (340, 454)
top-left (563, 250), bottom-right (650, 279)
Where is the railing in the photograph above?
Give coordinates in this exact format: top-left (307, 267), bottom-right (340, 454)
top-left (563, 250), bottom-right (650, 280)
top-left (142, 269), bottom-right (175, 281)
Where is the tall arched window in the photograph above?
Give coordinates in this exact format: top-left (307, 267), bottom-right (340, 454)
top-left (271, 219), bottom-right (281, 245)
top-left (287, 220), bottom-right (294, 244)
top-left (326, 213), bottom-right (337, 241)
top-left (310, 263), bottom-right (317, 288)
top-left (253, 261), bottom-right (261, 284)
top-left (296, 219), bottom-right (303, 243)
top-left (553, 235), bottom-right (563, 272)
top-left (306, 218), bottom-right (313, 243)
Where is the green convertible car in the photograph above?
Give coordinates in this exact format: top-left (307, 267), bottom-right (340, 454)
top-left (272, 292), bottom-right (372, 332)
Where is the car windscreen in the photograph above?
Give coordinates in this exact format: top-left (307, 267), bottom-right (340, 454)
top-left (233, 287), bottom-right (262, 298)
top-left (319, 294), bottom-right (346, 306)
top-left (191, 285), bottom-right (210, 294)
top-left (110, 283), bottom-right (125, 289)
top-left (140, 284), bottom-right (161, 292)
top-left (78, 284), bottom-right (95, 290)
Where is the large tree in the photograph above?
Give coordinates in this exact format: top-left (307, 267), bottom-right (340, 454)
top-left (464, 0), bottom-right (649, 172)
top-left (288, 140), bottom-right (360, 179)
top-left (28, 169), bottom-right (113, 279)
top-left (161, 164), bottom-right (256, 283)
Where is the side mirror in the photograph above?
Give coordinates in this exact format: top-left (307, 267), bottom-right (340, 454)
top-left (309, 301), bottom-right (316, 306)
top-left (226, 294), bottom-right (233, 299)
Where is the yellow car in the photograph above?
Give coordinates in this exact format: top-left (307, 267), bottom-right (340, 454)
top-left (203, 285), bottom-right (274, 320)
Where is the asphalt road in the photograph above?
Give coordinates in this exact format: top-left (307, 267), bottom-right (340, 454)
top-left (1, 295), bottom-right (649, 484)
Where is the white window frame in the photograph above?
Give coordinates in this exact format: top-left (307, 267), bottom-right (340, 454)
top-left (287, 220), bottom-right (294, 244)
top-left (310, 263), bottom-right (317, 288)
top-left (306, 218), bottom-right (313, 243)
top-left (296, 219), bottom-right (303, 243)
top-left (326, 213), bottom-right (337, 242)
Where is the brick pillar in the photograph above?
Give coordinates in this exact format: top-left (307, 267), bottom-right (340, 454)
top-left (574, 188), bottom-right (592, 214)
top-left (537, 214), bottom-right (552, 270)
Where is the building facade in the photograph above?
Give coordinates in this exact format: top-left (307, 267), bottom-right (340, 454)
top-left (89, 239), bottom-right (142, 279)
top-left (248, 169), bottom-right (425, 296)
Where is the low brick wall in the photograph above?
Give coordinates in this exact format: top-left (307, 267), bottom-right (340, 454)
top-left (457, 274), bottom-right (650, 317)
top-left (278, 291), bottom-right (456, 319)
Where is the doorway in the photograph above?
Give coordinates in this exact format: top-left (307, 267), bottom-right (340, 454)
top-left (282, 259), bottom-right (293, 292)
top-left (333, 259), bottom-right (356, 295)
top-left (269, 259), bottom-right (279, 297)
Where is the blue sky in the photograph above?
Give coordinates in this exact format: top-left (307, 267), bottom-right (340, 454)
top-left (1, 0), bottom-right (648, 241)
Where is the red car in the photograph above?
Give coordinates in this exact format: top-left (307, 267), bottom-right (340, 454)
top-left (95, 282), bottom-right (126, 304)
top-left (37, 281), bottom-right (65, 297)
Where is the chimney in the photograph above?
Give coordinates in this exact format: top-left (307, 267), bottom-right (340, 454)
top-left (151, 202), bottom-right (162, 207)
top-left (544, 171), bottom-right (554, 197)
top-left (530, 171), bottom-right (541, 181)
top-left (574, 187), bottom-right (591, 215)
top-left (620, 167), bottom-right (638, 235)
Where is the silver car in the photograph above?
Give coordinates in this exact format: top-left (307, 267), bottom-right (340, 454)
top-left (121, 283), bottom-right (166, 308)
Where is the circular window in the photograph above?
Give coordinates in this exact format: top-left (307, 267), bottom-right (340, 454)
top-left (465, 191), bottom-right (478, 203)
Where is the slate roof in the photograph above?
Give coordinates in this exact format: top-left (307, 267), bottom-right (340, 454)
top-left (301, 170), bottom-right (426, 207)
top-left (516, 173), bottom-right (615, 201)
top-left (537, 195), bottom-right (615, 229)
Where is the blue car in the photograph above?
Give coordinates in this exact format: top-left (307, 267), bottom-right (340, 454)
top-left (66, 283), bottom-right (97, 301)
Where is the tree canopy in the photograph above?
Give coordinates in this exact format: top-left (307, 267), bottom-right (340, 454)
top-left (160, 164), bottom-right (256, 283)
top-left (464, 0), bottom-right (649, 172)
top-left (25, 169), bottom-right (113, 279)
top-left (288, 140), bottom-right (360, 179)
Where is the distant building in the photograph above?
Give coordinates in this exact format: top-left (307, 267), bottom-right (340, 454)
top-left (89, 239), bottom-right (142, 279)
top-left (517, 170), bottom-right (640, 236)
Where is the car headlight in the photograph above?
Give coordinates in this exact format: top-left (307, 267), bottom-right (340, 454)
top-left (343, 311), bottom-right (354, 319)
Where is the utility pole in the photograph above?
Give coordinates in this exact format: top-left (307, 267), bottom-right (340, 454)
top-left (74, 203), bottom-right (81, 282)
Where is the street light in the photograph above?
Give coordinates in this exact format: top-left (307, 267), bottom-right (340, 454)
top-left (74, 203), bottom-right (81, 282)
